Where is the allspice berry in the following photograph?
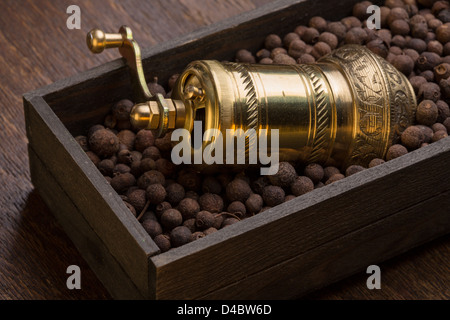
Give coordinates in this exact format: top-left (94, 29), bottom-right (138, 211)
top-left (112, 99), bottom-right (134, 121)
top-left (202, 176), bottom-right (222, 194)
top-left (387, 7), bottom-right (409, 27)
top-left (325, 173), bottom-right (345, 185)
top-left (427, 40), bottom-right (444, 56)
top-left (416, 52), bottom-right (442, 72)
top-left (98, 159), bottom-right (114, 177)
top-left (288, 39), bottom-right (307, 59)
top-left (434, 63), bottom-right (450, 83)
top-left (304, 163), bottom-right (324, 184)
top-left (155, 158), bottom-right (176, 177)
top-left (262, 185), bottom-right (285, 207)
top-left (345, 27), bottom-right (368, 44)
top-left (227, 201), bottom-right (246, 217)
top-left (392, 54), bottom-right (414, 76)
top-left (177, 198), bottom-right (200, 220)
top-left (170, 226), bottom-right (192, 248)
top-left (417, 99), bottom-right (439, 127)
top-left (444, 117), bottom-right (450, 132)
top-left (345, 165), bottom-right (365, 177)
top-left (142, 146), bottom-right (161, 160)
top-left (436, 23), bottom-right (450, 44)
top-left (406, 38), bottom-right (427, 53)
top-left (147, 77), bottom-right (166, 96)
top-left (127, 189), bottom-right (147, 213)
top-left (117, 130), bottom-right (136, 150)
top-left (191, 231), bottom-right (205, 241)
top-left (283, 32), bottom-right (300, 47)
top-left (302, 27), bottom-right (320, 44)
top-left (75, 135), bottom-right (89, 152)
top-left (155, 201), bottom-right (171, 218)
top-left (137, 170), bottom-right (165, 189)
top-left (416, 125), bottom-right (434, 143)
top-left (418, 82), bottom-right (441, 102)
top-left (222, 217), bottom-right (239, 228)
top-left (165, 182), bottom-right (185, 206)
top-left (390, 19), bottom-right (410, 36)
top-left (326, 21), bottom-right (347, 41)
top-left (432, 130), bottom-right (448, 142)
top-left (310, 42), bottom-right (331, 59)
top-left (226, 179), bottom-right (252, 202)
top-left (432, 122), bottom-right (447, 133)
top-left (409, 76), bottom-right (428, 94)
top-left (135, 129), bottom-right (155, 152)
top-left (341, 16), bottom-right (362, 30)
top-left (89, 129), bottom-right (120, 158)
top-left (368, 158), bottom-right (385, 168)
top-left (110, 172), bottom-right (136, 194)
top-left (154, 234), bottom-right (171, 252)
top-left (117, 149), bottom-right (132, 165)
top-left (146, 183), bottom-right (167, 204)
top-left (272, 54), bottom-right (296, 65)
top-left (352, 1), bottom-right (373, 20)
top-left (195, 211), bottom-right (216, 230)
top-left (323, 166), bottom-right (340, 181)
top-left (183, 218), bottom-right (196, 233)
top-left (86, 151), bottom-right (100, 167)
top-left (265, 34), bottom-right (282, 50)
top-left (410, 14), bottom-right (428, 39)
top-left (309, 16), bottom-right (327, 32)
top-left (386, 144), bottom-right (408, 161)
top-left (198, 193), bottom-right (224, 213)
top-left (142, 219), bottom-right (162, 238)
top-left (436, 100), bottom-right (450, 123)
top-left (235, 49), bottom-right (256, 63)
top-left (366, 39), bottom-right (389, 58)
top-left (140, 158), bottom-right (156, 172)
top-left (245, 193), bottom-right (263, 215)
top-left (161, 208), bottom-right (183, 230)
top-left (268, 162), bottom-right (297, 188)
top-left (291, 176), bottom-right (314, 196)
top-left (401, 126), bottom-right (425, 150)
top-left (203, 227), bottom-right (217, 236)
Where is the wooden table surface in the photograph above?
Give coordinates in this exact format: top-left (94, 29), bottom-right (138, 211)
top-left (0, 0), bottom-right (448, 300)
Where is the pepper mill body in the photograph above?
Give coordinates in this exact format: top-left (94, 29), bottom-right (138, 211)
top-left (87, 28), bottom-right (416, 169)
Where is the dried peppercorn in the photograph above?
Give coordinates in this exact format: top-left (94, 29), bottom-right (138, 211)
top-left (177, 198), bottom-right (200, 220)
top-left (273, 54), bottom-right (296, 65)
top-left (417, 52), bottom-right (442, 72)
top-left (235, 49), bottom-right (256, 63)
top-left (127, 189), bottom-right (147, 213)
top-left (191, 231), bottom-right (205, 241)
top-left (325, 173), bottom-right (345, 185)
top-left (203, 227), bottom-right (217, 236)
top-left (290, 176), bottom-right (314, 196)
top-left (326, 21), bottom-right (347, 41)
top-left (283, 32), bottom-right (300, 47)
top-left (386, 144), bottom-right (408, 161)
top-left (301, 27), bottom-right (320, 44)
top-left (288, 39), bottom-right (307, 59)
top-left (418, 82), bottom-right (441, 102)
top-left (154, 234), bottom-right (171, 252)
top-left (146, 183), bottom-right (166, 205)
top-left (436, 100), bottom-right (450, 123)
top-left (345, 165), bottom-right (366, 177)
top-left (227, 201), bottom-right (246, 217)
top-left (432, 122), bottom-right (447, 133)
top-left (434, 63), bottom-right (450, 83)
top-left (165, 182), bottom-right (185, 206)
top-left (432, 130), bottom-right (448, 142)
top-left (416, 125), bottom-right (434, 143)
top-left (142, 219), bottom-right (162, 238)
top-left (170, 226), bottom-right (192, 247)
top-left (245, 193), bottom-right (263, 215)
top-left (309, 16), bottom-right (327, 33)
top-left (202, 176), bottom-right (222, 194)
top-left (195, 211), bottom-right (216, 230)
top-left (265, 34), bottom-right (282, 50)
top-left (110, 172), bottom-right (136, 194)
top-left (135, 129), bottom-right (155, 152)
top-left (262, 185), bottom-right (285, 207)
top-left (401, 126), bottom-right (425, 150)
top-left (366, 39), bottom-right (389, 58)
top-left (311, 42), bottom-right (331, 59)
top-left (345, 27), bottom-right (368, 45)
top-left (198, 193), bottom-right (224, 213)
top-left (304, 163), bottom-right (324, 184)
top-left (147, 77), bottom-right (166, 96)
top-left (161, 208), bottom-right (183, 230)
top-left (268, 162), bottom-right (297, 188)
top-left (98, 159), bottom-right (115, 177)
top-left (368, 158), bottom-right (385, 168)
top-left (155, 201), bottom-right (171, 218)
top-left (392, 54), bottom-right (414, 76)
top-left (226, 178), bottom-right (252, 202)
top-left (436, 23), bottom-right (450, 44)
top-left (137, 170), bottom-right (165, 189)
top-left (352, 1), bottom-right (373, 20)
top-left (221, 217), bottom-right (239, 228)
top-left (89, 129), bottom-right (120, 158)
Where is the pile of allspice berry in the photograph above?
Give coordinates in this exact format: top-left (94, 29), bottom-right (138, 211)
top-left (76, 0), bottom-right (450, 253)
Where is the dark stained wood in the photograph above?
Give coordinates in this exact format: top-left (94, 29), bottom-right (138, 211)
top-left (1, 0), bottom-right (449, 300)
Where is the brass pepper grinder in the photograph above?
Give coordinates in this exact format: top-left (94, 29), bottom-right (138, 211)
top-left (87, 26), bottom-right (417, 168)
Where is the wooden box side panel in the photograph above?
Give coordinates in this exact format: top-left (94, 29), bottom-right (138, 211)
top-left (201, 190), bottom-right (450, 299)
top-left (29, 147), bottom-right (145, 299)
top-left (152, 139), bottom-right (450, 299)
top-left (24, 95), bottom-right (159, 298)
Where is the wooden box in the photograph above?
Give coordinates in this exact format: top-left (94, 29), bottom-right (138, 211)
top-left (23, 0), bottom-right (450, 299)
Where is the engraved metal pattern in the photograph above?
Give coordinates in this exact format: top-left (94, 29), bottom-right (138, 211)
top-left (298, 64), bottom-right (333, 163)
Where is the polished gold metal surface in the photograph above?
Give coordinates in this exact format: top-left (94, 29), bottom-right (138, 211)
top-left (87, 27), bottom-right (417, 168)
